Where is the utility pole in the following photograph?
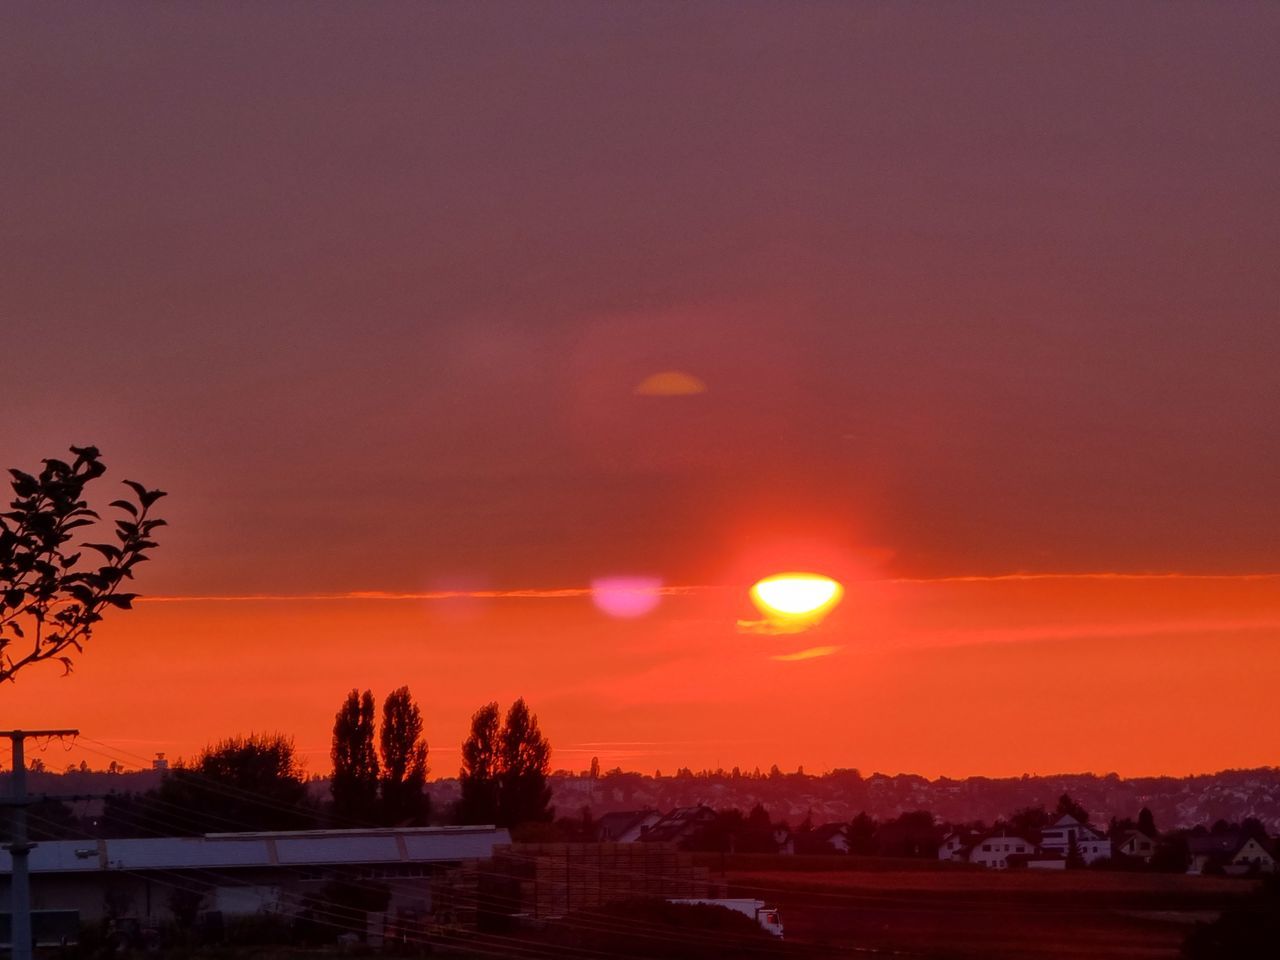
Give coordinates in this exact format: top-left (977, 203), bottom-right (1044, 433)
top-left (1, 729), bottom-right (78, 960)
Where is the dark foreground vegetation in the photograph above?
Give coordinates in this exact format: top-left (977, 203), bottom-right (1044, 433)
top-left (51, 867), bottom-right (1267, 960)
top-left (1181, 874), bottom-right (1280, 959)
top-left (62, 897), bottom-right (804, 960)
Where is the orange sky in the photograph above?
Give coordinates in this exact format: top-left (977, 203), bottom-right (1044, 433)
top-left (4, 4), bottom-right (1279, 780)
top-left (6, 571), bottom-right (1277, 779)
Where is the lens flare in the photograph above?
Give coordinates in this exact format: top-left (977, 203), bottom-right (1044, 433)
top-left (633, 371), bottom-right (708, 396)
top-left (750, 572), bottom-right (843, 623)
top-left (591, 576), bottom-right (663, 618)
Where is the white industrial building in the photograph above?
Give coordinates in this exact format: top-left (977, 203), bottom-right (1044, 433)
top-left (0, 826), bottom-right (509, 933)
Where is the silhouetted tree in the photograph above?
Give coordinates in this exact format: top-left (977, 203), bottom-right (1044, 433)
top-left (685, 808), bottom-right (743, 853)
top-left (1240, 817), bottom-right (1268, 843)
top-left (877, 810), bottom-right (941, 858)
top-left (1151, 832), bottom-right (1191, 873)
top-left (735, 803), bottom-right (776, 853)
top-left (1067, 833), bottom-right (1085, 868)
top-left (1009, 805), bottom-right (1051, 842)
top-left (458, 702), bottom-right (501, 824)
top-left (847, 812), bottom-right (877, 855)
top-left (139, 733), bottom-right (313, 835)
top-left (1138, 806), bottom-right (1157, 837)
top-left (1056, 792), bottom-right (1090, 824)
top-left (498, 698), bottom-right (552, 827)
top-left (331, 689), bottom-right (379, 824)
top-left (380, 686), bottom-right (429, 825)
top-left (1, 446), bottom-right (165, 683)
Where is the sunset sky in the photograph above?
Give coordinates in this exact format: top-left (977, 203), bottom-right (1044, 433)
top-left (3, 2), bottom-right (1277, 779)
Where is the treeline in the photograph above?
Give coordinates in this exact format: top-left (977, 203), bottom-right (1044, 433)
top-left (11, 689), bottom-right (555, 841)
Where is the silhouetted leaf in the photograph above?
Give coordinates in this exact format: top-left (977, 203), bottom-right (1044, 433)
top-left (8, 470), bottom-right (38, 497)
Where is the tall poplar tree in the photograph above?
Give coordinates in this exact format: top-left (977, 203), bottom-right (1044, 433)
top-left (497, 697), bottom-right (553, 827)
top-left (458, 702), bottom-right (501, 825)
top-left (380, 686), bottom-right (429, 825)
top-left (331, 689), bottom-right (379, 824)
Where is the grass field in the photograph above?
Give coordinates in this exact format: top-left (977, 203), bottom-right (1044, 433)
top-left (699, 858), bottom-right (1255, 959)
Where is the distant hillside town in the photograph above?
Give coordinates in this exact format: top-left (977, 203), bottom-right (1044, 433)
top-left (540, 765), bottom-right (1280, 833)
top-left (7, 763), bottom-right (1280, 834)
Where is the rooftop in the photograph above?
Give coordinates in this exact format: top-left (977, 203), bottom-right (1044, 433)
top-left (0, 826), bottom-right (510, 875)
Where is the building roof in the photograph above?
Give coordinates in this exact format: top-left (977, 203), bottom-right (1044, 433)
top-left (1117, 830), bottom-right (1156, 847)
top-left (596, 810), bottom-right (655, 839)
top-left (640, 805), bottom-right (717, 843)
top-left (1043, 816), bottom-right (1104, 841)
top-left (0, 826), bottom-right (510, 875)
top-left (1187, 833), bottom-right (1271, 859)
top-left (974, 832), bottom-right (1034, 847)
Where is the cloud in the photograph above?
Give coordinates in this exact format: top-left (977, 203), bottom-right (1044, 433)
top-left (141, 587), bottom-right (701, 603)
top-left (885, 572), bottom-right (1280, 584)
top-left (771, 645), bottom-right (843, 662)
top-left (923, 618), bottom-right (1280, 650)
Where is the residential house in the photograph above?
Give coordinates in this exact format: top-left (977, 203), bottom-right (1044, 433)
top-left (969, 834), bottom-right (1035, 870)
top-left (1115, 831), bottom-right (1157, 863)
top-left (1187, 833), bottom-right (1276, 875)
top-left (637, 806), bottom-right (719, 845)
top-left (807, 823), bottom-right (850, 855)
top-left (937, 830), bottom-right (981, 863)
top-left (1039, 815), bottom-right (1111, 864)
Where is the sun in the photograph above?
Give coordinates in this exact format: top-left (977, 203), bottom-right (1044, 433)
top-left (750, 572), bottom-right (844, 622)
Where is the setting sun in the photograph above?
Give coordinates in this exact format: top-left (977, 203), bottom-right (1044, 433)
top-left (750, 572), bottom-right (844, 621)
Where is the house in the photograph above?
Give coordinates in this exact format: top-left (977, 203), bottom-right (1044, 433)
top-left (937, 830), bottom-right (981, 863)
top-left (0, 825), bottom-right (510, 935)
top-left (805, 823), bottom-right (850, 855)
top-left (772, 825), bottom-right (795, 856)
top-left (639, 805), bottom-right (719, 845)
top-left (595, 810), bottom-right (662, 843)
top-left (1187, 833), bottom-right (1276, 875)
top-left (1115, 831), bottom-right (1157, 863)
top-left (1038, 815), bottom-right (1111, 864)
top-left (968, 833), bottom-right (1035, 870)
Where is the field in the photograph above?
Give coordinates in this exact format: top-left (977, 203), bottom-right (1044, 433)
top-left (705, 857), bottom-right (1254, 959)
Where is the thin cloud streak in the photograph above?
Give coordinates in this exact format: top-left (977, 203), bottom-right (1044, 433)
top-left (137, 571), bottom-right (1280, 603)
top-left (140, 587), bottom-right (703, 603)
top-left (884, 572), bottom-right (1280, 584)
top-left (772, 645), bottom-right (843, 662)
top-left (924, 618), bottom-right (1280, 651)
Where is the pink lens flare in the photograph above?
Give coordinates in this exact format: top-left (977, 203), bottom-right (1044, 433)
top-left (591, 577), bottom-right (663, 618)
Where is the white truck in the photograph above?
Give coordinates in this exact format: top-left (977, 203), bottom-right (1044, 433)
top-left (666, 898), bottom-right (784, 938)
